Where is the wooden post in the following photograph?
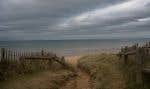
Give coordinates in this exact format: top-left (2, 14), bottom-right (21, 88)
top-left (124, 54), bottom-right (128, 64)
top-left (8, 49), bottom-right (13, 61)
top-left (5, 48), bottom-right (8, 60)
top-left (123, 46), bottom-right (128, 64)
top-left (135, 48), bottom-right (143, 85)
top-left (1, 48), bottom-right (5, 61)
top-left (41, 50), bottom-right (44, 56)
top-left (14, 51), bottom-right (16, 61)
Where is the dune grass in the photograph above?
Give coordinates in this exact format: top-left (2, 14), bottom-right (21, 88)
top-left (77, 54), bottom-right (149, 89)
top-left (78, 54), bottom-right (125, 89)
top-left (0, 69), bottom-right (75, 89)
top-left (0, 58), bottom-right (76, 89)
top-left (0, 60), bottom-right (54, 80)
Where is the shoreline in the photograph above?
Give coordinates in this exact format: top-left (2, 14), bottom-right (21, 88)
top-left (62, 48), bottom-right (120, 57)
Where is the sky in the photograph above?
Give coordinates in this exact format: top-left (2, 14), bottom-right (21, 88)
top-left (0, 0), bottom-right (150, 40)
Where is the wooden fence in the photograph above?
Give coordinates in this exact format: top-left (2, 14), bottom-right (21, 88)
top-left (0, 48), bottom-right (67, 67)
top-left (118, 42), bottom-right (150, 85)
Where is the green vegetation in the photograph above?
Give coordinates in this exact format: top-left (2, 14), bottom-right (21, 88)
top-left (78, 54), bottom-right (149, 89)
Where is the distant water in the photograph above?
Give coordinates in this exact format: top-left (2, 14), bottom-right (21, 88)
top-left (0, 38), bottom-right (150, 56)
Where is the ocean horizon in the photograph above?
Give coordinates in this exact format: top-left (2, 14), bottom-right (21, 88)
top-left (0, 38), bottom-right (150, 56)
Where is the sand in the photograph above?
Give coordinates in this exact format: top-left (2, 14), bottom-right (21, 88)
top-left (62, 55), bottom-right (92, 89)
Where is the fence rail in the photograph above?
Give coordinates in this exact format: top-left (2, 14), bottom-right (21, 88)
top-left (0, 48), bottom-right (66, 67)
top-left (0, 48), bottom-right (55, 61)
top-left (118, 42), bottom-right (150, 85)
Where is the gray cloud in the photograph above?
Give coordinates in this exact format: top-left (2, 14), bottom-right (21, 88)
top-left (0, 0), bottom-right (150, 40)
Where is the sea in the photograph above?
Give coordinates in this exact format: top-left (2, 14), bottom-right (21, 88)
top-left (0, 38), bottom-right (150, 56)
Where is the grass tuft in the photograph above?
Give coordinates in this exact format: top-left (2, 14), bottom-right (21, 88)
top-left (77, 54), bottom-right (150, 89)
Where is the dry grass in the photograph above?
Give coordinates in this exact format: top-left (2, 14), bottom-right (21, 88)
top-left (0, 69), bottom-right (75, 89)
top-left (0, 55), bottom-right (73, 80)
top-left (0, 58), bottom-right (76, 89)
top-left (77, 54), bottom-right (150, 89)
top-left (78, 54), bottom-right (126, 89)
top-left (0, 60), bottom-right (55, 80)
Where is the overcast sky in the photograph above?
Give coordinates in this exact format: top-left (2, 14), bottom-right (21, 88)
top-left (0, 0), bottom-right (150, 40)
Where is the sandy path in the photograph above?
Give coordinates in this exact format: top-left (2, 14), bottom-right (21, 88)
top-left (62, 56), bottom-right (92, 89)
top-left (65, 56), bottom-right (81, 67)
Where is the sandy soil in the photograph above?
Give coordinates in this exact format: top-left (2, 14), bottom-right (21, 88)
top-left (61, 69), bottom-right (92, 89)
top-left (62, 56), bottom-right (93, 89)
top-left (65, 56), bottom-right (81, 67)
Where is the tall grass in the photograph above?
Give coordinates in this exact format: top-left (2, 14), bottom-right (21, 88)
top-left (0, 68), bottom-right (76, 89)
top-left (78, 54), bottom-right (125, 89)
top-left (78, 54), bottom-right (149, 89)
top-left (0, 59), bottom-right (67, 81)
top-left (0, 56), bottom-right (77, 89)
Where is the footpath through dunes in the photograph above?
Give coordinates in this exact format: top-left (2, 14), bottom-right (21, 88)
top-left (62, 56), bottom-right (93, 89)
top-left (77, 54), bottom-right (126, 89)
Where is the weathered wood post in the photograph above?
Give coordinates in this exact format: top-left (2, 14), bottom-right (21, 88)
top-left (5, 48), bottom-right (8, 60)
top-left (124, 54), bottom-right (128, 64)
top-left (10, 49), bottom-right (13, 61)
top-left (135, 47), bottom-right (144, 85)
top-left (123, 46), bottom-right (128, 64)
top-left (1, 48), bottom-right (5, 61)
top-left (41, 49), bottom-right (44, 56)
top-left (13, 51), bottom-right (15, 61)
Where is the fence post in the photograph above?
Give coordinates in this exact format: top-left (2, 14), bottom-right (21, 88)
top-left (123, 46), bottom-right (128, 64)
top-left (1, 48), bottom-right (5, 61)
top-left (135, 47), bottom-right (143, 85)
top-left (41, 50), bottom-right (44, 56)
top-left (124, 54), bottom-right (128, 64)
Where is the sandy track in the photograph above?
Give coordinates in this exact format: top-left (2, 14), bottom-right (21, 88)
top-left (65, 56), bottom-right (81, 67)
top-left (62, 56), bottom-right (92, 89)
